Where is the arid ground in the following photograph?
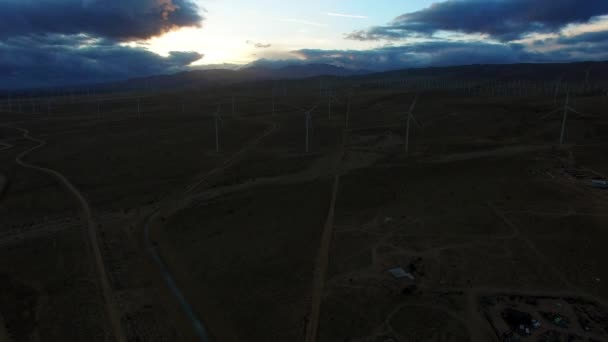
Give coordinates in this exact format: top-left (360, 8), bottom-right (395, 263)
top-left (1, 78), bottom-right (607, 342)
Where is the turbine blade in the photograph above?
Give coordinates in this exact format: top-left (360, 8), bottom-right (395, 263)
top-left (540, 107), bottom-right (560, 120)
top-left (408, 95), bottom-right (419, 114)
top-left (410, 114), bottom-right (423, 128)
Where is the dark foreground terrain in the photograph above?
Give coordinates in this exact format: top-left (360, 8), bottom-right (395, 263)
top-left (1, 68), bottom-right (607, 341)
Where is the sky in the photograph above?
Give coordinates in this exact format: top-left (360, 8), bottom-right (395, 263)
top-left (1, 0), bottom-right (608, 88)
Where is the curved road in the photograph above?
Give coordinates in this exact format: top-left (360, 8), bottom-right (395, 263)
top-left (3, 125), bottom-right (126, 342)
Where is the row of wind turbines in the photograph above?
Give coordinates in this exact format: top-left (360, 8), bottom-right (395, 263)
top-left (2, 77), bottom-right (591, 156)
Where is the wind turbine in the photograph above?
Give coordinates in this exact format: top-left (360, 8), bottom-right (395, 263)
top-left (345, 91), bottom-right (352, 129)
top-left (214, 104), bottom-right (223, 153)
top-left (554, 76), bottom-right (563, 105)
top-left (404, 95), bottom-right (423, 155)
top-left (543, 87), bottom-right (575, 146)
top-left (231, 95), bottom-right (235, 116)
top-left (305, 111), bottom-right (311, 153)
top-left (327, 89), bottom-right (342, 121)
top-left (560, 91), bottom-right (570, 145)
top-left (305, 103), bottom-right (320, 153)
top-left (272, 87), bottom-right (276, 116)
top-left (584, 66), bottom-right (592, 89)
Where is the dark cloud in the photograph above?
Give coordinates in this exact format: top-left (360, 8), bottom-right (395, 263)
top-left (0, 34), bottom-right (203, 88)
top-left (524, 30), bottom-right (608, 60)
top-left (347, 0), bottom-right (608, 42)
top-left (292, 42), bottom-right (534, 71)
top-left (0, 0), bottom-right (203, 41)
top-left (0, 0), bottom-right (204, 88)
top-left (289, 35), bottom-right (608, 71)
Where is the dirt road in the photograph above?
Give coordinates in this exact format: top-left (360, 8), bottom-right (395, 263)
top-left (5, 125), bottom-right (126, 342)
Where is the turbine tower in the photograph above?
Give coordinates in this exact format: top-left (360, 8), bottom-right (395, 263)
top-left (327, 90), bottom-right (340, 121)
top-left (232, 95), bottom-right (235, 116)
top-left (214, 104), bottom-right (223, 153)
top-left (560, 91), bottom-right (570, 145)
top-left (272, 87), bottom-right (276, 116)
top-left (543, 87), bottom-right (575, 146)
top-left (404, 95), bottom-right (422, 155)
top-left (345, 92), bottom-right (352, 129)
top-left (305, 111), bottom-right (311, 153)
top-left (305, 103), bottom-right (320, 153)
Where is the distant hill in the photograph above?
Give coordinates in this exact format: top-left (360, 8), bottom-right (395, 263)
top-left (106, 63), bottom-right (371, 91)
top-left (363, 61), bottom-right (608, 84)
top-left (8, 61), bottom-right (608, 96)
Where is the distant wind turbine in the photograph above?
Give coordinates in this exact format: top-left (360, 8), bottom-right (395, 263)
top-left (560, 91), bottom-right (570, 146)
top-left (214, 104), bottom-right (223, 153)
top-left (404, 95), bottom-right (423, 155)
top-left (305, 103), bottom-right (320, 153)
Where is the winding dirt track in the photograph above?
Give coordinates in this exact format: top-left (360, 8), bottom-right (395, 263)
top-left (304, 124), bottom-right (346, 342)
top-left (2, 125), bottom-right (126, 342)
top-left (304, 173), bottom-right (340, 342)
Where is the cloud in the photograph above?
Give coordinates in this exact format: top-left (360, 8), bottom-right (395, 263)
top-left (0, 34), bottom-right (203, 88)
top-left (285, 29), bottom-right (608, 71)
top-left (0, 0), bottom-right (205, 88)
top-left (290, 41), bottom-right (540, 71)
top-left (347, 0), bottom-right (608, 42)
top-left (557, 30), bottom-right (608, 45)
top-left (279, 18), bottom-right (327, 27)
top-left (0, 0), bottom-right (203, 41)
top-left (246, 40), bottom-right (272, 49)
top-left (325, 12), bottom-right (367, 19)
